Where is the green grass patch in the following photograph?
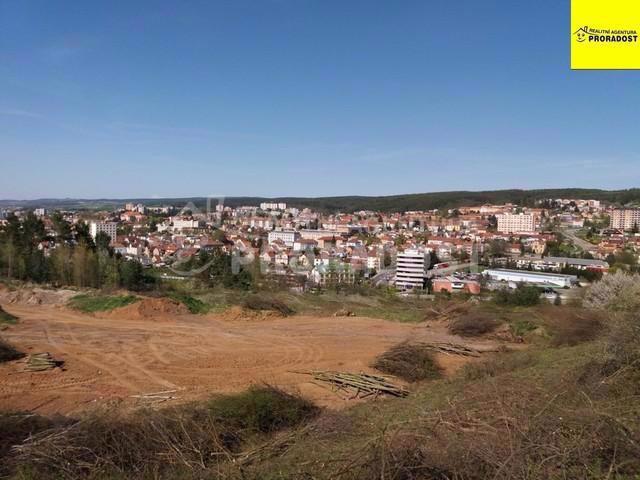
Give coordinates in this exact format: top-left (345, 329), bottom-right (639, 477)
top-left (168, 292), bottom-right (209, 314)
top-left (0, 306), bottom-right (17, 324)
top-left (509, 318), bottom-right (538, 337)
top-left (68, 294), bottom-right (139, 313)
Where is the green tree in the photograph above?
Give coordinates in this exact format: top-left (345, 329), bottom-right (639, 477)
top-left (119, 259), bottom-right (144, 290)
top-left (95, 231), bottom-right (112, 251)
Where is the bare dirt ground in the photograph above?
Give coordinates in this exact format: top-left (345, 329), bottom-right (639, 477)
top-left (0, 301), bottom-right (499, 414)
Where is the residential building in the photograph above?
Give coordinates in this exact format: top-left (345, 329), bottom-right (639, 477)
top-left (311, 262), bottom-right (356, 286)
top-left (395, 249), bottom-right (428, 290)
top-left (260, 202), bottom-right (287, 211)
top-left (268, 229), bottom-right (300, 247)
top-left (515, 256), bottom-right (609, 272)
top-left (610, 208), bottom-right (640, 230)
top-left (89, 222), bottom-right (118, 242)
top-left (299, 229), bottom-right (340, 240)
top-left (172, 218), bottom-right (203, 231)
top-left (496, 213), bottom-right (535, 234)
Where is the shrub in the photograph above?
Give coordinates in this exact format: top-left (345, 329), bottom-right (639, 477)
top-left (8, 386), bottom-right (318, 479)
top-left (493, 284), bottom-right (541, 306)
top-left (583, 271), bottom-right (640, 311)
top-left (372, 342), bottom-right (442, 382)
top-left (0, 338), bottom-right (24, 363)
top-left (601, 311), bottom-right (640, 380)
top-left (509, 318), bottom-right (537, 337)
top-left (68, 294), bottom-right (139, 313)
top-left (208, 385), bottom-right (318, 434)
top-left (11, 406), bottom-right (227, 478)
top-left (449, 312), bottom-right (500, 337)
top-left (0, 412), bottom-right (60, 476)
top-left (243, 295), bottom-right (294, 316)
top-left (342, 377), bottom-right (640, 480)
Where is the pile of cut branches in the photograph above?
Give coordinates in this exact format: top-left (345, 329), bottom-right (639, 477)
top-left (416, 341), bottom-right (481, 357)
top-left (24, 353), bottom-right (64, 372)
top-left (372, 343), bottom-right (442, 382)
top-left (293, 370), bottom-right (408, 399)
top-left (424, 301), bottom-right (470, 322)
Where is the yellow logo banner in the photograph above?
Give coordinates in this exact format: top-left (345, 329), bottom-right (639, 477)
top-left (571, 0), bottom-right (640, 69)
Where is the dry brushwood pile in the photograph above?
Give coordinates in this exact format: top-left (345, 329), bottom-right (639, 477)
top-left (24, 353), bottom-right (64, 372)
top-left (424, 301), bottom-right (471, 322)
top-left (293, 370), bottom-right (409, 399)
top-left (372, 343), bottom-right (442, 382)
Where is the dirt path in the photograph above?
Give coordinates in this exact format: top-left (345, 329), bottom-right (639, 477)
top-left (0, 303), bottom-right (492, 414)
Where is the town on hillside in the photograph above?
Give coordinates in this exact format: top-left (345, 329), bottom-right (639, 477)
top-left (3, 198), bottom-right (638, 301)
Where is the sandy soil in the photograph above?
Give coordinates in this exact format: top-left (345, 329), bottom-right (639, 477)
top-left (0, 302), bottom-right (496, 414)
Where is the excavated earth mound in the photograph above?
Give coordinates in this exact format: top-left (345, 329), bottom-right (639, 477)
top-left (0, 286), bottom-right (76, 306)
top-left (100, 297), bottom-right (189, 320)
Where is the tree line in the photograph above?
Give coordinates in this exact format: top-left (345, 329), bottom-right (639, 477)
top-left (0, 213), bottom-right (147, 290)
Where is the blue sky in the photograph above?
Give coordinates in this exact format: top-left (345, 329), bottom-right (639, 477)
top-left (1, 0), bottom-right (639, 199)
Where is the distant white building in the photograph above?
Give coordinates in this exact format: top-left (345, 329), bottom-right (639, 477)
top-left (172, 218), bottom-right (203, 231)
top-left (260, 202), bottom-right (286, 211)
top-left (395, 249), bottom-right (428, 290)
top-left (33, 208), bottom-right (46, 217)
top-left (89, 222), bottom-right (118, 243)
top-left (299, 229), bottom-right (339, 240)
top-left (268, 229), bottom-right (299, 247)
top-left (496, 213), bottom-right (535, 234)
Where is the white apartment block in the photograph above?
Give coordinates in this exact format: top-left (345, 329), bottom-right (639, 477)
top-left (260, 202), bottom-right (286, 211)
top-left (496, 213), bottom-right (535, 234)
top-left (610, 208), bottom-right (640, 230)
top-left (268, 229), bottom-right (300, 247)
top-left (172, 218), bottom-right (203, 231)
top-left (395, 249), bottom-right (428, 290)
top-left (89, 222), bottom-right (118, 242)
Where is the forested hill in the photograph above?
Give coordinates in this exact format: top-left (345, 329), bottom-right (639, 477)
top-left (2, 188), bottom-right (639, 213)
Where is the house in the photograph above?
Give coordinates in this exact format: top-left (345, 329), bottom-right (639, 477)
top-left (367, 251), bottom-right (380, 271)
top-left (268, 229), bottom-right (299, 247)
top-left (293, 238), bottom-right (317, 252)
top-left (311, 262), bottom-right (356, 286)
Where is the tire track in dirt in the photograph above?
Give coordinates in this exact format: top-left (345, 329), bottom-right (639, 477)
top-left (54, 322), bottom-right (143, 393)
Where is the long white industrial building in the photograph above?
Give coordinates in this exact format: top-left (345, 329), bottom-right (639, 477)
top-left (483, 268), bottom-right (577, 288)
